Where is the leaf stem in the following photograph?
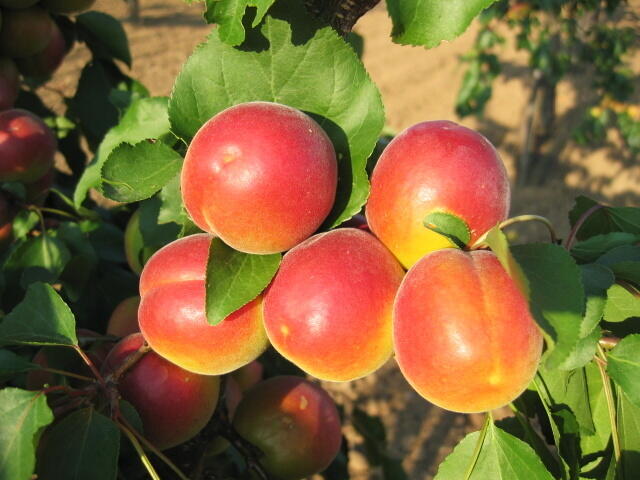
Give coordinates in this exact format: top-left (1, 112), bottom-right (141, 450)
top-left (565, 204), bottom-right (604, 250)
top-left (595, 345), bottom-right (622, 468)
top-left (118, 414), bottom-right (190, 480)
top-left (464, 412), bottom-right (492, 480)
top-left (498, 215), bottom-right (558, 244)
top-left (117, 421), bottom-right (161, 480)
top-left (72, 346), bottom-right (105, 385)
top-left (111, 342), bottom-right (151, 381)
top-left (39, 367), bottom-right (95, 383)
top-left (35, 206), bottom-right (80, 221)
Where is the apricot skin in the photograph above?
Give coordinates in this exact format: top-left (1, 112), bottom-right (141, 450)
top-left (263, 228), bottom-right (404, 382)
top-left (138, 234), bottom-right (269, 375)
top-left (16, 21), bottom-right (66, 80)
top-left (0, 8), bottom-right (53, 59)
top-left (233, 376), bottom-right (342, 480)
top-left (106, 296), bottom-right (140, 338)
top-left (181, 101), bottom-right (337, 254)
top-left (366, 121), bottom-right (510, 268)
top-left (393, 249), bottom-right (543, 413)
top-left (102, 333), bottom-right (220, 450)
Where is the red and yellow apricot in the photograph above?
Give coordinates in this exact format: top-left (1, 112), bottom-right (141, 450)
top-left (366, 121), bottom-right (510, 268)
top-left (233, 376), bottom-right (342, 480)
top-left (393, 248), bottom-right (542, 413)
top-left (263, 228), bottom-right (404, 382)
top-left (0, 109), bottom-right (56, 182)
top-left (231, 360), bottom-right (264, 393)
top-left (16, 21), bottom-right (67, 80)
top-left (181, 101), bottom-right (337, 254)
top-left (102, 333), bottom-right (220, 450)
top-left (138, 233), bottom-right (268, 375)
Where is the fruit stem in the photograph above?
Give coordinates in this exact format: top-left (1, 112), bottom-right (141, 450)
top-left (464, 412), bottom-right (492, 480)
top-left (32, 206), bottom-right (80, 221)
top-left (498, 214), bottom-right (558, 244)
top-left (599, 336), bottom-right (620, 350)
top-left (118, 414), bottom-right (190, 480)
top-left (117, 420), bottom-right (162, 480)
top-left (595, 345), bottom-right (622, 469)
top-left (111, 341), bottom-right (151, 381)
top-left (565, 204), bottom-right (605, 251)
top-left (73, 345), bottom-right (105, 385)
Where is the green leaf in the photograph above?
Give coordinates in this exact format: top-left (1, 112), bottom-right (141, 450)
top-left (607, 335), bottom-right (640, 408)
top-left (511, 243), bottom-right (584, 369)
top-left (203, 0), bottom-right (275, 46)
top-left (0, 350), bottom-right (36, 381)
top-left (74, 97), bottom-right (171, 208)
top-left (580, 361), bottom-right (612, 459)
top-left (618, 388), bottom-right (640, 480)
top-left (597, 245), bottom-right (640, 266)
top-left (423, 211), bottom-right (470, 249)
top-left (169, 0), bottom-right (384, 227)
top-left (4, 235), bottom-right (71, 289)
top-left (157, 173), bottom-right (187, 225)
top-left (485, 226), bottom-right (530, 298)
top-left (0, 283), bottom-right (77, 347)
top-left (138, 195), bottom-right (182, 247)
top-left (11, 210), bottom-right (39, 240)
top-left (36, 408), bottom-right (119, 480)
top-left (0, 388), bottom-right (54, 480)
top-left (206, 238), bottom-right (280, 325)
top-left (76, 12), bottom-right (132, 66)
top-left (100, 141), bottom-right (183, 203)
top-left (387, 0), bottom-right (498, 48)
top-left (435, 421), bottom-right (554, 479)
top-left (580, 263), bottom-right (614, 336)
top-left (571, 232), bottom-right (640, 263)
top-left (603, 284), bottom-right (640, 323)
top-left (569, 196), bottom-right (640, 241)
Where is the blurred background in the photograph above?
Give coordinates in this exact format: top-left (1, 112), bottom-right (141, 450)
top-left (39, 0), bottom-right (640, 477)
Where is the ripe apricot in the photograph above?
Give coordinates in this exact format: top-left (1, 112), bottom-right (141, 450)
top-left (264, 228), bottom-right (404, 381)
top-left (233, 376), bottom-right (342, 480)
top-left (181, 101), bottom-right (337, 254)
top-left (138, 234), bottom-right (268, 375)
top-left (366, 121), bottom-right (510, 268)
top-left (106, 296), bottom-right (140, 338)
top-left (0, 7), bottom-right (53, 58)
top-left (393, 248), bottom-right (542, 413)
top-left (102, 333), bottom-right (220, 450)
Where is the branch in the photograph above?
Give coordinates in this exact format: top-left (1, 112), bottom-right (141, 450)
top-left (305, 0), bottom-right (380, 35)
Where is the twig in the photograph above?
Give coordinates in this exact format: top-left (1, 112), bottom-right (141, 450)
top-left (73, 346), bottom-right (105, 385)
top-left (464, 412), bottom-right (491, 480)
top-left (117, 421), bottom-right (162, 480)
top-left (111, 342), bottom-right (151, 381)
top-left (38, 367), bottom-right (95, 383)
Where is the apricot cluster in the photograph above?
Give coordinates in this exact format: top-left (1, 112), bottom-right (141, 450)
top-left (108, 101), bottom-right (544, 476)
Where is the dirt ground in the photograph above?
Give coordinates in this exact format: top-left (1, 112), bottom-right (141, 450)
top-left (47, 1), bottom-right (640, 478)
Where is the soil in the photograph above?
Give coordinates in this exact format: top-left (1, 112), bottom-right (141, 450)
top-left (44, 1), bottom-right (640, 478)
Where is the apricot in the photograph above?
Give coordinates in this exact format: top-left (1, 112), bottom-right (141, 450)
top-left (138, 233), bottom-right (269, 375)
top-left (0, 7), bottom-right (53, 58)
top-left (0, 193), bottom-right (14, 251)
top-left (0, 109), bottom-right (56, 183)
top-left (106, 296), bottom-right (140, 338)
top-left (233, 376), bottom-right (342, 480)
top-left (207, 376), bottom-right (243, 455)
top-left (0, 58), bottom-right (20, 111)
top-left (16, 21), bottom-right (66, 80)
top-left (181, 101), bottom-right (337, 254)
top-left (231, 360), bottom-right (263, 392)
top-left (393, 248), bottom-right (543, 413)
top-left (366, 121), bottom-right (510, 268)
top-left (102, 334), bottom-right (220, 450)
top-left (263, 228), bottom-right (404, 382)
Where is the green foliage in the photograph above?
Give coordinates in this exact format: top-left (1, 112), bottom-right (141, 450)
top-left (203, 0), bottom-right (276, 46)
top-left (607, 335), bottom-right (640, 408)
top-left (0, 388), bottom-right (54, 480)
top-left (205, 238), bottom-right (281, 325)
top-left (423, 211), bottom-right (471, 249)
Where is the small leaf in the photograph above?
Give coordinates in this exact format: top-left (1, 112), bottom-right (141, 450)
top-left (580, 263), bottom-right (615, 336)
top-left (74, 97), bottom-right (171, 208)
top-left (618, 388), bottom-right (640, 479)
top-left (423, 211), bottom-right (470, 249)
top-left (4, 235), bottom-right (71, 288)
top-left (203, 0), bottom-right (276, 46)
top-left (11, 210), bottom-right (39, 240)
top-left (571, 232), bottom-right (640, 263)
top-left (0, 350), bottom-right (36, 381)
top-left (76, 12), bottom-right (132, 66)
top-left (0, 283), bottom-right (78, 347)
top-left (387, 0), bottom-right (498, 48)
top-left (36, 408), bottom-right (120, 480)
top-left (435, 421), bottom-right (554, 479)
top-left (483, 226), bottom-right (529, 297)
top-left (603, 284), bottom-right (640, 323)
top-left (157, 173), bottom-right (187, 225)
top-left (100, 141), bottom-right (183, 203)
top-left (206, 238), bottom-right (281, 325)
top-left (0, 388), bottom-right (54, 480)
top-left (569, 196), bottom-right (640, 241)
top-left (511, 243), bottom-right (584, 369)
top-left (607, 334), bottom-right (640, 408)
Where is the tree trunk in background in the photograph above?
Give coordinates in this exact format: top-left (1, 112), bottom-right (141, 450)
top-left (518, 70), bottom-right (557, 186)
top-left (128, 0), bottom-right (140, 23)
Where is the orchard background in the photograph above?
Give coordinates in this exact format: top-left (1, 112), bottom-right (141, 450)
top-left (1, 0), bottom-right (640, 479)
